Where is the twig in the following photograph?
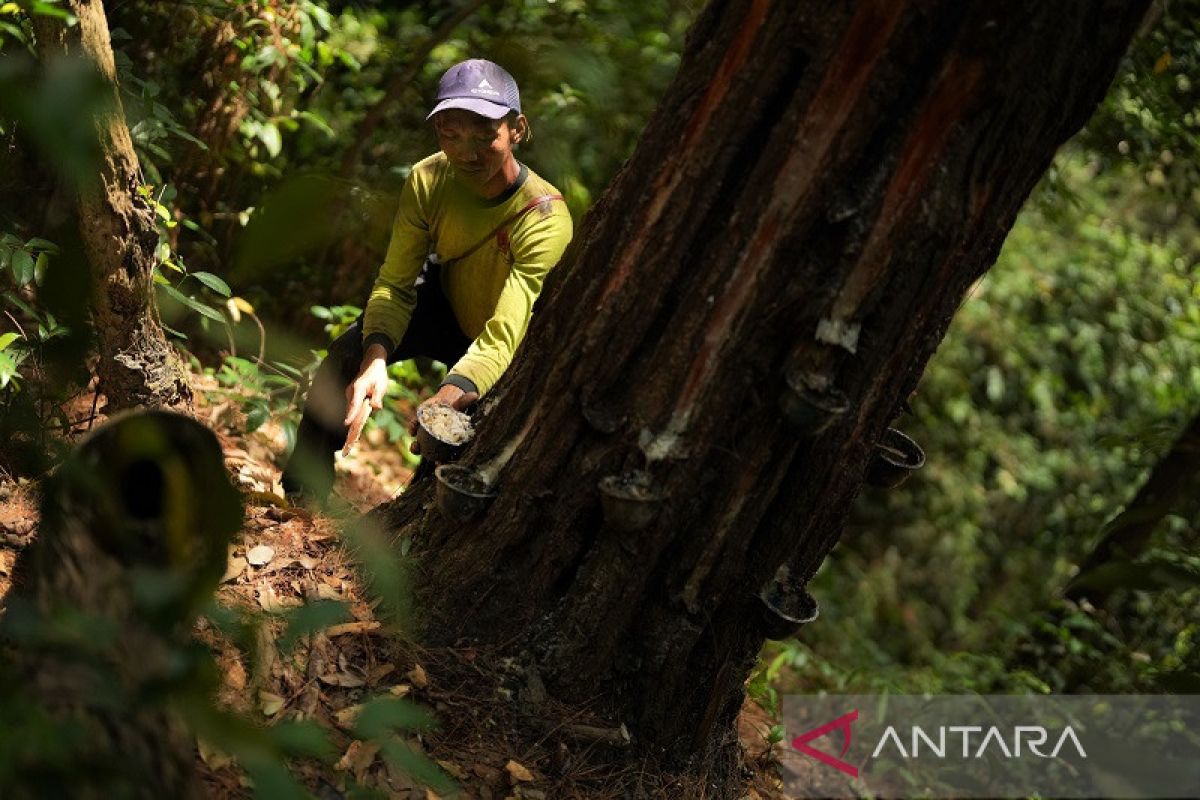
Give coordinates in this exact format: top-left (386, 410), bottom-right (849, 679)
top-left (3, 309), bottom-right (26, 340)
top-left (88, 381), bottom-right (101, 431)
top-left (533, 719), bottom-right (632, 748)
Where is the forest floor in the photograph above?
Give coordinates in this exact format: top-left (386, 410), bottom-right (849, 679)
top-left (0, 372), bottom-right (792, 800)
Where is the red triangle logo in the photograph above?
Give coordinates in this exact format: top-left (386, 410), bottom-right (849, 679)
top-left (791, 709), bottom-right (860, 777)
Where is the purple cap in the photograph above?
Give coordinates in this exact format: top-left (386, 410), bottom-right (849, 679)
top-left (426, 59), bottom-right (521, 120)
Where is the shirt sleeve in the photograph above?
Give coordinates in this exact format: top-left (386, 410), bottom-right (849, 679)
top-left (446, 205), bottom-right (573, 395)
top-left (362, 174), bottom-right (430, 353)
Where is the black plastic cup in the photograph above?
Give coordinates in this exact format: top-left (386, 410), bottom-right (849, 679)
top-left (597, 470), bottom-right (664, 532)
top-left (865, 427), bottom-right (925, 489)
top-left (434, 464), bottom-right (496, 522)
top-left (780, 370), bottom-right (850, 436)
top-left (756, 582), bottom-right (820, 640)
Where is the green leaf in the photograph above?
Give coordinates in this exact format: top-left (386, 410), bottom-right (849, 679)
top-left (340, 516), bottom-right (412, 627)
top-left (245, 403), bottom-right (269, 432)
top-left (271, 361), bottom-right (303, 378)
top-left (0, 332), bottom-right (19, 351)
top-left (241, 760), bottom-right (308, 800)
top-left (28, 2), bottom-right (75, 22)
top-left (161, 321), bottom-right (188, 341)
top-left (296, 110), bottom-right (335, 139)
top-left (0, 349), bottom-right (23, 389)
top-left (258, 122), bottom-right (282, 158)
top-left (276, 599), bottom-right (351, 652)
top-left (161, 284), bottom-right (225, 323)
top-left (181, 218), bottom-right (218, 245)
top-left (266, 719), bottom-right (337, 761)
top-left (377, 737), bottom-right (454, 794)
top-left (24, 237), bottom-right (58, 253)
top-left (352, 697), bottom-right (436, 741)
top-left (191, 271), bottom-right (231, 297)
top-left (4, 291), bottom-right (37, 319)
top-left (0, 22), bottom-right (27, 45)
top-left (33, 252), bottom-right (47, 285)
top-left (11, 249), bottom-right (34, 285)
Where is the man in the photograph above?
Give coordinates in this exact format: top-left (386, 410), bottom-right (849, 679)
top-left (282, 59), bottom-right (573, 505)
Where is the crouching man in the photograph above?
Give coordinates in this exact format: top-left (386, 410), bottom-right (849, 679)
top-left (282, 59), bottom-right (573, 505)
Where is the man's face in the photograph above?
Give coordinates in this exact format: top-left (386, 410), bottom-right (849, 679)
top-left (433, 109), bottom-right (517, 189)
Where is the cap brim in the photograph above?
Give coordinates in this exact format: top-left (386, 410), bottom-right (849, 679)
top-left (426, 97), bottom-right (511, 121)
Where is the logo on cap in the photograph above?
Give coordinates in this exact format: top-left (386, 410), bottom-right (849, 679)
top-left (472, 77), bottom-right (500, 98)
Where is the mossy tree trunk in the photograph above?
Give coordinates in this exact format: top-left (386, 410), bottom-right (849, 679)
top-left (35, 0), bottom-right (191, 409)
top-left (379, 0), bottom-right (1150, 784)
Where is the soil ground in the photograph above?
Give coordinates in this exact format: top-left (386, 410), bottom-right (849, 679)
top-left (0, 372), bottom-right (794, 799)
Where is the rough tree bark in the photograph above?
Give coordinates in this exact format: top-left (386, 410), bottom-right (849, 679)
top-left (35, 0), bottom-right (191, 409)
top-left (379, 0), bottom-right (1150, 783)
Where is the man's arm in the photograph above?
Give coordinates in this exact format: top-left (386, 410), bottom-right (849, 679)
top-left (345, 174), bottom-right (430, 437)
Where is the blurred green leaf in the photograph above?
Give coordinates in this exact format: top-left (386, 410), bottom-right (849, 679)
top-left (377, 736), bottom-right (454, 795)
top-left (276, 599), bottom-right (351, 653)
top-left (352, 697), bottom-right (435, 741)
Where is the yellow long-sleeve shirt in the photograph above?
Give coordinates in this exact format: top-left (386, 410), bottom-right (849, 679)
top-left (362, 152), bottom-right (573, 395)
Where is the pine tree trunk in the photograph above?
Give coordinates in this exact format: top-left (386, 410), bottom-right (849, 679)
top-left (35, 0), bottom-right (191, 409)
top-left (379, 0), bottom-right (1150, 780)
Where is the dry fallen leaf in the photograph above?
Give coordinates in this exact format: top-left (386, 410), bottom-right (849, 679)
top-left (336, 740), bottom-right (380, 779)
top-left (505, 759), bottom-right (534, 783)
top-left (198, 738), bottom-right (233, 771)
top-left (325, 621), bottom-right (381, 637)
top-left (389, 684), bottom-right (411, 697)
top-left (254, 582), bottom-right (296, 614)
top-left (319, 670), bottom-right (367, 688)
top-left (247, 544), bottom-right (275, 566)
top-left (334, 704), bottom-right (363, 729)
top-left (221, 556), bottom-right (247, 583)
top-left (407, 664), bottom-right (428, 688)
top-left (367, 663), bottom-right (396, 683)
top-left (259, 690), bottom-right (285, 716)
top-left (226, 657), bottom-right (247, 692)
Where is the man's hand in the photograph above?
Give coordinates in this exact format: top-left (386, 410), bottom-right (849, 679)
top-left (407, 383), bottom-right (479, 454)
top-left (342, 345), bottom-right (390, 454)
